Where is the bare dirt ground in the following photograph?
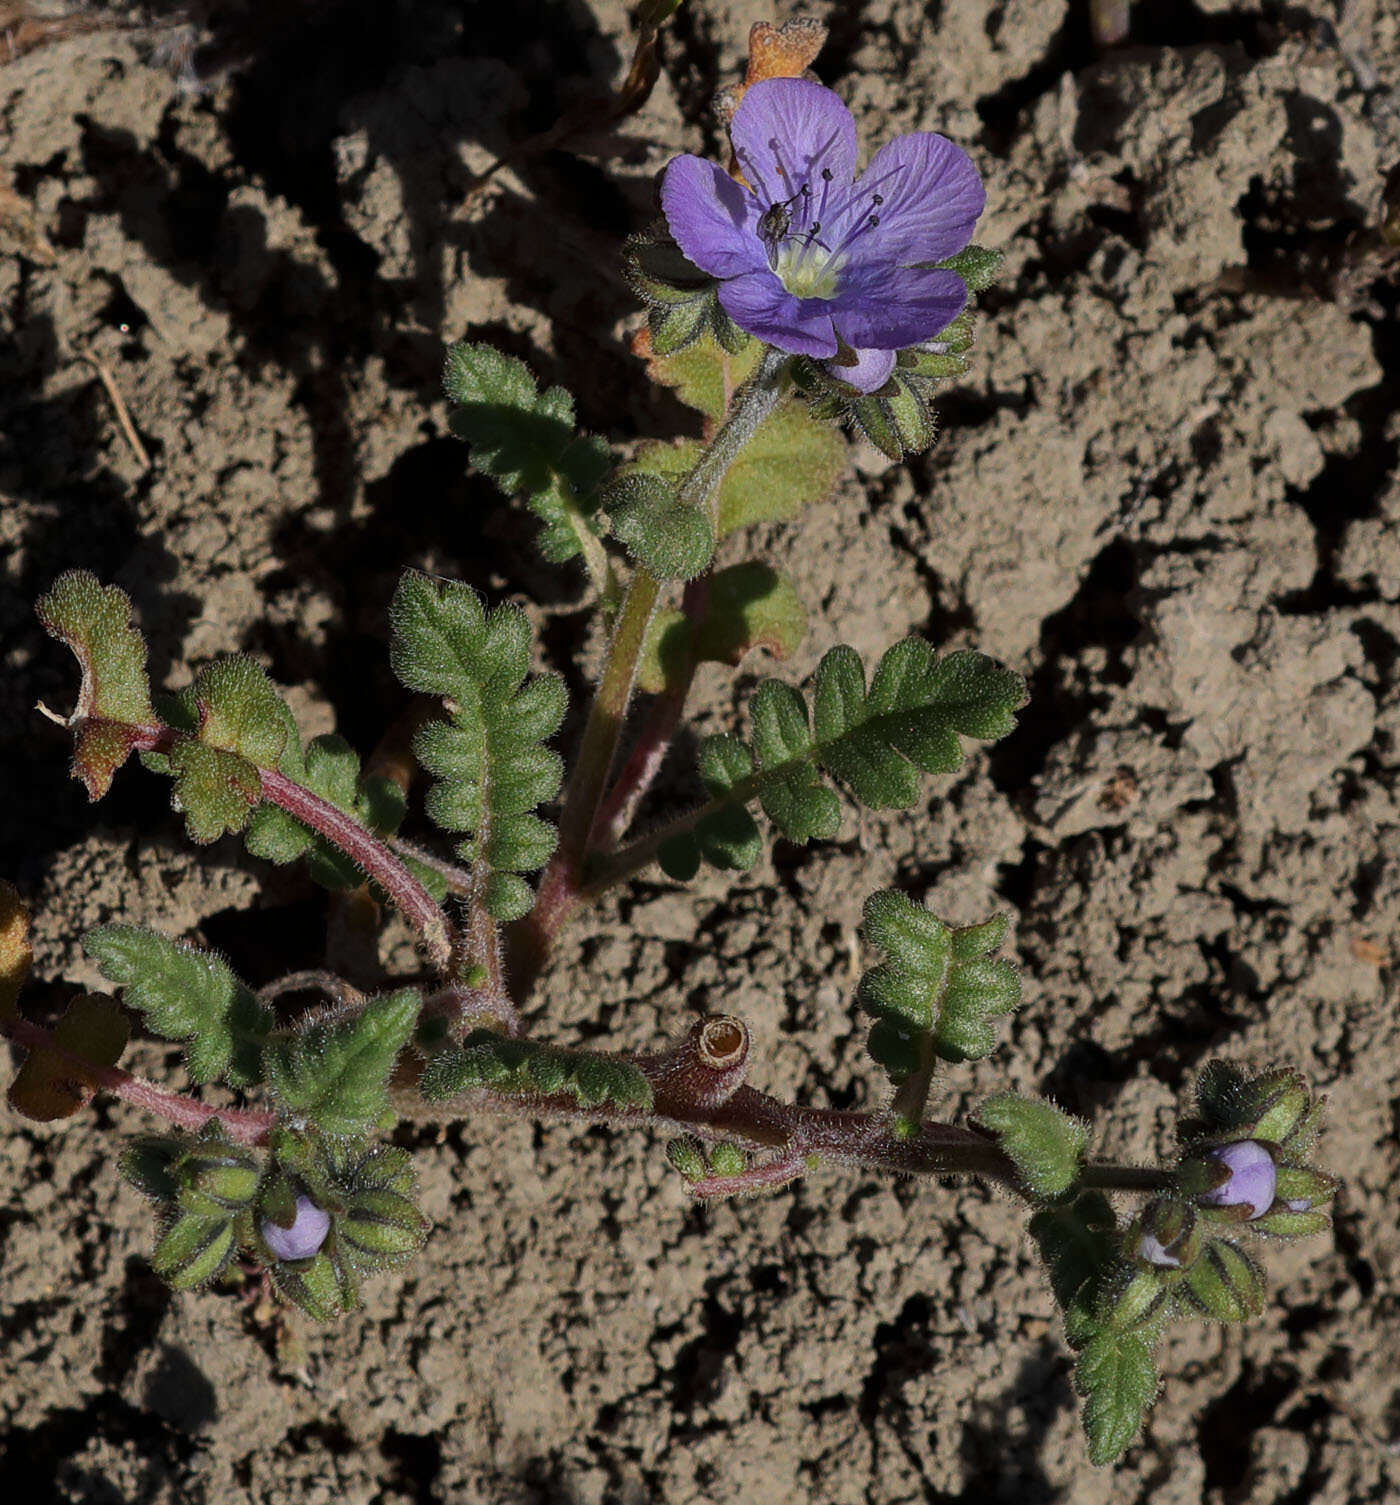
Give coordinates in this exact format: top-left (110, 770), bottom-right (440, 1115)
top-left (3, 2), bottom-right (1399, 1501)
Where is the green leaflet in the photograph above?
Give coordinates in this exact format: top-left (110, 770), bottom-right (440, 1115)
top-left (389, 572), bottom-right (566, 921)
top-left (857, 894), bottom-right (1020, 1075)
top-left (263, 988), bottom-right (419, 1137)
top-left (1075, 1328), bottom-right (1160, 1466)
top-left (975, 1095), bottom-right (1088, 1200)
top-left (85, 926), bottom-right (271, 1087)
top-left (663, 639), bottom-right (1024, 877)
top-left (443, 342), bottom-right (611, 571)
top-left (419, 1030), bottom-right (652, 1111)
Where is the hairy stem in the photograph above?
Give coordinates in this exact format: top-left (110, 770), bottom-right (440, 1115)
top-left (592, 572), bottom-right (708, 850)
top-left (258, 768), bottom-right (455, 975)
top-left (512, 347), bottom-right (794, 998)
top-left (1, 1014), bottom-right (276, 1144)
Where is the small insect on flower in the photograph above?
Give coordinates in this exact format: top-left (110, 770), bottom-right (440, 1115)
top-left (661, 77), bottom-right (985, 392)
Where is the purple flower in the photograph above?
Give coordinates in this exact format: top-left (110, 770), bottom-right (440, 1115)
top-left (661, 78), bottom-right (985, 394)
top-left (1198, 1140), bottom-right (1277, 1220)
top-left (261, 1195), bottom-right (331, 1261)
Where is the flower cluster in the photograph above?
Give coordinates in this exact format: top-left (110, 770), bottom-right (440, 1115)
top-left (661, 77), bottom-right (984, 393)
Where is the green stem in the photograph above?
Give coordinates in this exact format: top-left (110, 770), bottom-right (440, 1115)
top-left (556, 566), bottom-right (663, 869)
top-left (513, 347), bottom-right (794, 995)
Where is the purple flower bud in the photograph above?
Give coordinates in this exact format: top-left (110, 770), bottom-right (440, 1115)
top-left (261, 1195), bottom-right (331, 1261)
top-left (1198, 1140), bottom-right (1277, 1220)
top-left (1137, 1230), bottom-right (1183, 1268)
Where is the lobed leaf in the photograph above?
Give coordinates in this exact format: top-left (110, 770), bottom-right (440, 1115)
top-left (443, 342), bottom-right (612, 567)
top-left (263, 989), bottom-right (419, 1137)
top-left (666, 640), bottom-right (1026, 878)
top-left (419, 1030), bottom-right (653, 1111)
top-left (976, 1095), bottom-right (1088, 1200)
top-left (605, 472), bottom-right (714, 581)
top-left (857, 893), bottom-right (1019, 1080)
top-left (1075, 1328), bottom-right (1160, 1465)
top-left (390, 573), bottom-right (565, 919)
top-left (36, 571), bottom-right (156, 798)
top-left (85, 926), bottom-right (271, 1086)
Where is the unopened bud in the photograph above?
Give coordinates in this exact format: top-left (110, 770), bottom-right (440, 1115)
top-left (1190, 1140), bottom-right (1277, 1221)
top-left (1175, 1238), bottom-right (1266, 1322)
top-left (1131, 1198), bottom-right (1201, 1270)
top-left (261, 1194), bottom-right (331, 1262)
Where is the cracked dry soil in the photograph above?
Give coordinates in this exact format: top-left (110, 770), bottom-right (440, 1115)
top-left (3, 2), bottom-right (1400, 1502)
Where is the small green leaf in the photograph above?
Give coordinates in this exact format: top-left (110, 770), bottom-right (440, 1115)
top-left (191, 658), bottom-right (288, 769)
top-left (1075, 1328), bottom-right (1159, 1465)
top-left (716, 402), bottom-right (844, 537)
top-left (976, 1095), bottom-right (1088, 1200)
top-left (1029, 1190), bottom-right (1118, 1324)
top-left (419, 1032), bottom-right (652, 1111)
top-left (606, 472), bottom-right (715, 581)
top-left (390, 572), bottom-right (564, 916)
top-left (168, 740), bottom-right (263, 844)
top-left (443, 342), bottom-right (611, 567)
top-left (85, 927), bottom-right (270, 1086)
top-left (263, 989), bottom-right (419, 1137)
top-left (36, 571), bottom-right (155, 798)
top-left (694, 803), bottom-right (762, 871)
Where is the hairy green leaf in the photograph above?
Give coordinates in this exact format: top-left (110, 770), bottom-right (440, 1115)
top-left (605, 472), bottom-right (715, 581)
top-left (168, 740), bottom-right (263, 844)
top-left (390, 572), bottom-right (564, 916)
top-left (856, 892), bottom-right (1019, 1077)
top-left (443, 342), bottom-right (611, 568)
top-left (36, 571), bottom-right (156, 798)
top-left (679, 640), bottom-right (1023, 878)
top-left (1075, 1328), bottom-right (1159, 1465)
top-left (420, 1031), bottom-right (652, 1111)
top-left (263, 989), bottom-right (419, 1137)
top-left (85, 926), bottom-right (270, 1086)
top-left (191, 658), bottom-right (289, 769)
top-left (976, 1095), bottom-right (1088, 1200)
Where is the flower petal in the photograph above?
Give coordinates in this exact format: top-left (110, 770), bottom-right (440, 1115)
top-left (825, 347), bottom-right (897, 394)
top-left (730, 78), bottom-right (858, 207)
top-left (717, 270), bottom-right (838, 357)
top-left (854, 133), bottom-right (985, 265)
top-left (830, 265), bottom-right (968, 350)
top-left (661, 155), bottom-right (766, 280)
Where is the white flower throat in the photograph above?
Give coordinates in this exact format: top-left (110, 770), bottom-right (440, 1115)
top-left (746, 154), bottom-right (904, 302)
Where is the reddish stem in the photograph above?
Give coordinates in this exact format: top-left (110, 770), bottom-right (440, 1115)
top-left (257, 767), bottom-right (455, 974)
top-left (2, 1014), bottom-right (275, 1144)
top-left (592, 572), bottom-right (709, 851)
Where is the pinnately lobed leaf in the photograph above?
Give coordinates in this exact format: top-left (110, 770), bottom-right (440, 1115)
top-left (419, 1031), bottom-right (653, 1112)
top-left (85, 926), bottom-right (271, 1087)
top-left (263, 988), bottom-right (420, 1137)
top-left (663, 640), bottom-right (1026, 879)
top-left (858, 894), bottom-right (1019, 1079)
top-left (443, 342), bottom-right (611, 567)
top-left (1075, 1328), bottom-right (1160, 1465)
top-left (36, 571), bottom-right (156, 799)
top-left (390, 572), bottom-right (565, 918)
